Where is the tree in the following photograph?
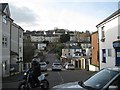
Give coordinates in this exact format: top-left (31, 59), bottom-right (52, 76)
top-left (23, 36), bottom-right (36, 63)
top-left (78, 42), bottom-right (82, 49)
top-left (60, 34), bottom-right (70, 43)
top-left (55, 43), bottom-right (65, 59)
top-left (36, 51), bottom-right (46, 62)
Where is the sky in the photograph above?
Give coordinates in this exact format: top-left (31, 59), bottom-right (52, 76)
top-left (0, 0), bottom-right (120, 32)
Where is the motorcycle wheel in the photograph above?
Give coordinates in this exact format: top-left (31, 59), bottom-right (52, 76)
top-left (18, 82), bottom-right (29, 90)
top-left (41, 79), bottom-right (49, 90)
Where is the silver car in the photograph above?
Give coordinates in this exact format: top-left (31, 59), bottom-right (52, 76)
top-left (52, 62), bottom-right (62, 71)
top-left (53, 67), bottom-right (120, 90)
top-left (40, 62), bottom-right (47, 71)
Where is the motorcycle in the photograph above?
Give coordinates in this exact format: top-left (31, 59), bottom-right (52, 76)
top-left (18, 69), bottom-right (49, 90)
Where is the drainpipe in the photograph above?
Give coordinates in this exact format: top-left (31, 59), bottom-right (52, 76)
top-left (10, 19), bottom-right (12, 76)
top-left (9, 17), bottom-right (13, 76)
top-left (97, 27), bottom-right (100, 71)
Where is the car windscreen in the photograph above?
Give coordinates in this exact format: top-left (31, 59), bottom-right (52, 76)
top-left (54, 63), bottom-right (61, 65)
top-left (83, 69), bottom-right (119, 89)
top-left (40, 63), bottom-right (46, 65)
top-left (68, 64), bottom-right (74, 66)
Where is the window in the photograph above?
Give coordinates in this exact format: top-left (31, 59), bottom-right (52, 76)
top-left (84, 69), bottom-right (119, 89)
top-left (109, 76), bottom-right (120, 89)
top-left (75, 53), bottom-right (80, 56)
top-left (68, 49), bottom-right (70, 52)
top-left (3, 61), bottom-right (7, 70)
top-left (2, 15), bottom-right (7, 24)
top-left (74, 49), bottom-right (76, 52)
top-left (101, 26), bottom-right (105, 42)
top-left (19, 47), bottom-right (22, 52)
top-left (2, 36), bottom-right (8, 47)
top-left (108, 49), bottom-right (112, 57)
top-left (68, 53), bottom-right (70, 56)
top-left (19, 33), bottom-right (22, 38)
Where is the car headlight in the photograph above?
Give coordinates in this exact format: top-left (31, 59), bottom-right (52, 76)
top-left (24, 72), bottom-right (27, 75)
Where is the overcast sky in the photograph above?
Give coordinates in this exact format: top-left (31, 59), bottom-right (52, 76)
top-left (0, 0), bottom-right (120, 32)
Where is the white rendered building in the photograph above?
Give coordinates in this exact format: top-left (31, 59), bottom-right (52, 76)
top-left (97, 9), bottom-right (120, 69)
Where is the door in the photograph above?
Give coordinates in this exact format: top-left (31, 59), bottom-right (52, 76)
top-left (116, 49), bottom-right (120, 66)
top-left (102, 49), bottom-right (106, 63)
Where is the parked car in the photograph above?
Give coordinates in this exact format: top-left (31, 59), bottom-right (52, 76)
top-left (40, 62), bottom-right (47, 71)
top-left (63, 62), bottom-right (69, 68)
top-left (52, 62), bottom-right (62, 71)
top-left (52, 67), bottom-right (120, 90)
top-left (65, 63), bottom-right (75, 70)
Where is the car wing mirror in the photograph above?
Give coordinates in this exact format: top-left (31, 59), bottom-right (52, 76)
top-left (46, 61), bottom-right (49, 64)
top-left (78, 81), bottom-right (83, 86)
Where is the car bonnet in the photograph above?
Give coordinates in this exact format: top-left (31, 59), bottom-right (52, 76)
top-left (52, 81), bottom-right (85, 89)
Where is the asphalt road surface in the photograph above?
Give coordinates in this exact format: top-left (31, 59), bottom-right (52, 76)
top-left (2, 53), bottom-right (95, 89)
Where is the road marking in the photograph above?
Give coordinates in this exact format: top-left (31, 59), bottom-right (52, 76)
top-left (47, 68), bottom-right (52, 70)
top-left (57, 72), bottom-right (64, 84)
top-left (47, 68), bottom-right (65, 71)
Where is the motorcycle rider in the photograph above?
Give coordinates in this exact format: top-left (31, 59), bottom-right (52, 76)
top-left (31, 59), bottom-right (41, 87)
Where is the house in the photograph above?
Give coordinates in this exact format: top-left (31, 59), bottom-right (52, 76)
top-left (74, 30), bottom-right (91, 43)
top-left (89, 31), bottom-right (99, 71)
top-left (97, 9), bottom-right (120, 69)
top-left (0, 3), bottom-right (24, 77)
top-left (46, 34), bottom-right (59, 42)
top-left (61, 46), bottom-right (83, 68)
top-left (38, 43), bottom-right (47, 50)
top-left (0, 3), bottom-right (12, 77)
top-left (18, 27), bottom-right (24, 72)
top-left (11, 23), bottom-right (24, 73)
top-left (65, 40), bottom-right (78, 47)
top-left (68, 31), bottom-right (76, 41)
top-left (31, 35), bottom-right (45, 42)
top-left (91, 31), bottom-right (99, 66)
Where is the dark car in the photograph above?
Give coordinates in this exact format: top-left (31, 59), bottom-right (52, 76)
top-left (52, 67), bottom-right (120, 90)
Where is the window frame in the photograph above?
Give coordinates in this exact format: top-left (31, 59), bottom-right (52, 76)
top-left (2, 36), bottom-right (8, 47)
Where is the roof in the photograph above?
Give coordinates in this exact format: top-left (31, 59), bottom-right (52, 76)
top-left (0, 3), bottom-right (8, 12)
top-left (66, 40), bottom-right (78, 44)
top-left (64, 46), bottom-right (81, 49)
top-left (92, 31), bottom-right (98, 35)
top-left (96, 9), bottom-right (120, 27)
top-left (0, 3), bottom-right (11, 17)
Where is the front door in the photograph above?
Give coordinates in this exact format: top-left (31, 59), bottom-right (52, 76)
top-left (116, 49), bottom-right (120, 66)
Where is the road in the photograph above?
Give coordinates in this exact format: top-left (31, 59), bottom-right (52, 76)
top-left (2, 69), bottom-right (94, 89)
top-left (46, 70), bottom-right (94, 88)
top-left (2, 53), bottom-right (95, 89)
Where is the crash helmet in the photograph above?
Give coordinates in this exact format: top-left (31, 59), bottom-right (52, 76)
top-left (31, 59), bottom-right (39, 66)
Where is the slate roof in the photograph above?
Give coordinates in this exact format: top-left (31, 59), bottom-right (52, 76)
top-left (64, 45), bottom-right (81, 49)
top-left (0, 3), bottom-right (8, 12)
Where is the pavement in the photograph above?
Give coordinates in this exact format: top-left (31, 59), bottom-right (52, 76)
top-left (2, 72), bottom-right (24, 83)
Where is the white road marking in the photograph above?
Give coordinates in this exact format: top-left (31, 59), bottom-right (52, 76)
top-left (57, 72), bottom-right (64, 84)
top-left (47, 68), bottom-right (65, 71)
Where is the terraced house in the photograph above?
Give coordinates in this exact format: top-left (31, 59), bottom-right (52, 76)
top-left (0, 3), bottom-right (24, 77)
top-left (97, 9), bottom-right (120, 69)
